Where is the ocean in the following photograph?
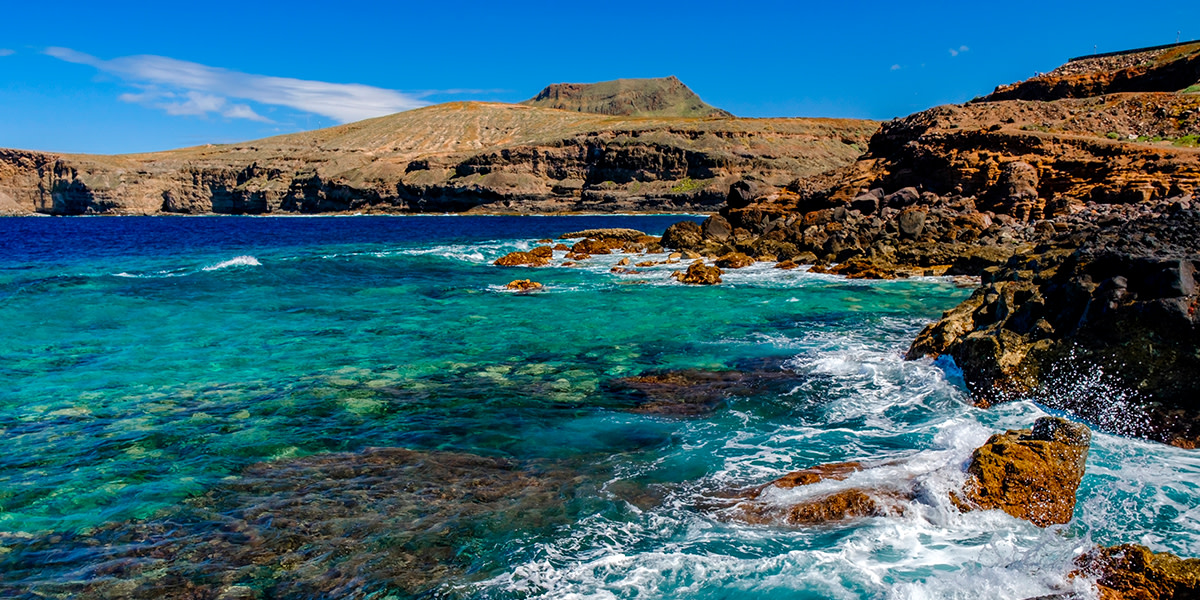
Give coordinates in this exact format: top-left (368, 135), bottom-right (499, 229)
top-left (1, 215), bottom-right (1196, 599)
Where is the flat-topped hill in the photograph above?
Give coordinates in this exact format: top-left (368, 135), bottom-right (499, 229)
top-left (520, 76), bottom-right (733, 118)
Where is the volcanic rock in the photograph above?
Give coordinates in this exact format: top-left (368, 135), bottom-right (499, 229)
top-left (1073, 544), bottom-right (1200, 600)
top-left (676, 261), bottom-right (723, 285)
top-left (661, 220), bottom-right (704, 251)
top-left (714, 252), bottom-right (755, 269)
top-left (505, 279), bottom-right (544, 291)
top-left (494, 250), bottom-right (551, 267)
top-left (953, 417), bottom-right (1092, 527)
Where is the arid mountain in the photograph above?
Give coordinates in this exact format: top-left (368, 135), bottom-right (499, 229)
top-left (0, 98), bottom-right (875, 216)
top-left (520, 76), bottom-right (733, 117)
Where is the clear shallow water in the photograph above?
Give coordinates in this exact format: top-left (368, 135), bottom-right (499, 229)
top-left (0, 216), bottom-right (1197, 599)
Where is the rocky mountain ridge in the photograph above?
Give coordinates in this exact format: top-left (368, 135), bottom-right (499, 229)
top-left (0, 80), bottom-right (874, 216)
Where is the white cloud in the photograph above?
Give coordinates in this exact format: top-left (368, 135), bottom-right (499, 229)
top-left (891, 64), bottom-right (902, 71)
top-left (0, 49), bottom-right (15, 57)
top-left (45, 47), bottom-right (428, 123)
top-left (948, 45), bottom-right (970, 57)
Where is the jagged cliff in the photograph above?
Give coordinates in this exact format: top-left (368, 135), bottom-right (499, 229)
top-left (0, 81), bottom-right (875, 216)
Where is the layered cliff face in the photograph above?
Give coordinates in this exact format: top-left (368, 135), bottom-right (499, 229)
top-left (520, 76), bottom-right (733, 117)
top-left (0, 102), bottom-right (875, 216)
top-left (983, 40), bottom-right (1200, 102)
top-left (669, 48), bottom-right (1200, 445)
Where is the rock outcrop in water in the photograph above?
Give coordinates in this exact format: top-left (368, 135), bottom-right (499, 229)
top-left (0, 81), bottom-right (876, 216)
top-left (656, 40), bottom-right (1200, 444)
top-left (952, 417), bottom-right (1092, 527)
top-left (1073, 544), bottom-right (1200, 600)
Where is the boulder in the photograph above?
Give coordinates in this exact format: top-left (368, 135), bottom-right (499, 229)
top-left (897, 208), bottom-right (927, 238)
top-left (661, 220), bottom-right (704, 250)
top-left (715, 252), bottom-right (755, 269)
top-left (701, 215), bottom-right (733, 241)
top-left (732, 460), bottom-right (910, 526)
top-left (676, 261), bottom-right (723, 285)
top-left (775, 259), bottom-right (800, 270)
top-left (494, 251), bottom-right (551, 267)
top-left (953, 417), bottom-right (1092, 527)
top-left (726, 178), bottom-right (774, 210)
top-left (883, 187), bottom-right (920, 208)
top-left (530, 246), bottom-right (554, 258)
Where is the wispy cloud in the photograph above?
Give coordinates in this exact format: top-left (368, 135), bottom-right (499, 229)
top-left (948, 45), bottom-right (970, 57)
top-left (44, 47), bottom-right (428, 123)
top-left (890, 64), bottom-right (902, 71)
top-left (0, 49), bottom-right (15, 57)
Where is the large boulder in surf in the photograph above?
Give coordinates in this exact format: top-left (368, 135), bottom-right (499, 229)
top-left (494, 250), bottom-right (551, 267)
top-left (675, 261), bottom-right (723, 285)
top-left (714, 252), bottom-right (755, 269)
top-left (661, 220), bottom-right (704, 251)
top-left (953, 416), bottom-right (1091, 527)
top-left (1073, 544), bottom-right (1200, 600)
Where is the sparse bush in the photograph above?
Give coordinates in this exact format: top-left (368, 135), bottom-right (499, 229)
top-left (1181, 84), bottom-right (1200, 94)
top-left (1174, 135), bottom-right (1200, 148)
top-left (1105, 132), bottom-right (1121, 140)
top-left (670, 177), bottom-right (705, 194)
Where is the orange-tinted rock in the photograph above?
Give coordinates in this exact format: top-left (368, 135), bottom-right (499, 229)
top-left (715, 252), bottom-right (755, 269)
top-left (617, 257), bottom-right (631, 266)
top-left (953, 417), bottom-right (1091, 527)
top-left (1074, 544), bottom-right (1200, 600)
top-left (494, 251), bottom-right (550, 267)
top-left (678, 261), bottom-right (723, 285)
top-left (780, 489), bottom-right (907, 525)
top-left (635, 261), bottom-right (657, 267)
top-left (571, 238), bottom-right (625, 255)
top-left (770, 462), bottom-right (864, 488)
top-left (775, 260), bottom-right (800, 270)
top-left (505, 279), bottom-right (544, 291)
top-left (530, 246), bottom-right (554, 258)
top-left (553, 243), bottom-right (571, 251)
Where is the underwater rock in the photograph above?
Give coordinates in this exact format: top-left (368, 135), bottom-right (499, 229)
top-left (505, 279), bottom-right (544, 291)
top-left (494, 250), bottom-right (551, 267)
top-left (606, 362), bottom-right (798, 416)
top-left (1073, 544), bottom-right (1200, 600)
top-left (0, 448), bottom-right (580, 599)
top-left (953, 417), bottom-right (1092, 527)
top-left (675, 261), bottom-right (723, 285)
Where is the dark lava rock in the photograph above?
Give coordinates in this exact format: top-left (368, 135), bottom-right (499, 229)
top-left (661, 220), bottom-right (704, 251)
top-left (701, 214), bottom-right (733, 241)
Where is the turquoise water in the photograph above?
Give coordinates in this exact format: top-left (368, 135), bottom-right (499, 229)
top-left (0, 216), bottom-right (1197, 599)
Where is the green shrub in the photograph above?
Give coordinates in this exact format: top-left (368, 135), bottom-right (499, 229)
top-left (670, 177), bottom-right (705, 194)
top-left (1181, 84), bottom-right (1200, 94)
top-left (1174, 135), bottom-right (1200, 148)
top-left (1105, 132), bottom-right (1121, 140)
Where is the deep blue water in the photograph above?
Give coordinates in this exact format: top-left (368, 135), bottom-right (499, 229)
top-left (0, 216), bottom-right (1196, 599)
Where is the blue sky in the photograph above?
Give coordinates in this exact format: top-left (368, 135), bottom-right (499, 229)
top-left (2, 0), bottom-right (1197, 154)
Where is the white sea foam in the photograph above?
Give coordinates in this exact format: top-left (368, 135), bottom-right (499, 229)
top-left (201, 255), bottom-right (261, 271)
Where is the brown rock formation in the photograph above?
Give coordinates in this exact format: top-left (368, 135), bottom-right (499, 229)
top-left (984, 41), bottom-right (1200, 102)
top-left (494, 250), bottom-right (551, 267)
top-left (953, 417), bottom-right (1092, 527)
top-left (505, 279), bottom-right (544, 291)
top-left (714, 252), bottom-right (755, 269)
top-left (675, 261), bottom-right (723, 285)
top-left (1074, 544), bottom-right (1200, 600)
